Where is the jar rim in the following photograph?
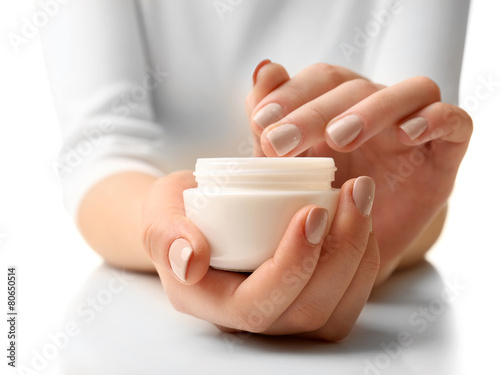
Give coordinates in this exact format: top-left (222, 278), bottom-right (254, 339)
top-left (195, 157), bottom-right (336, 171)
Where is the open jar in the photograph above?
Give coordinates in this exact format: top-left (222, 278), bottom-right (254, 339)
top-left (183, 157), bottom-right (340, 271)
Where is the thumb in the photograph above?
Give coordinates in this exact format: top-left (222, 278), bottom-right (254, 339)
top-left (141, 171), bottom-right (210, 285)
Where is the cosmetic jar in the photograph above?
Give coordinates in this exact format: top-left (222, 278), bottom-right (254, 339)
top-left (183, 157), bottom-right (340, 271)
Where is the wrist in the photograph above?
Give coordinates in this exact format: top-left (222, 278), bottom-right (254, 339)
top-left (77, 171), bottom-right (159, 272)
top-left (374, 204), bottom-right (448, 285)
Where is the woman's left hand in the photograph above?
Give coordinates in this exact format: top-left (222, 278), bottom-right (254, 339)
top-left (246, 61), bottom-right (472, 282)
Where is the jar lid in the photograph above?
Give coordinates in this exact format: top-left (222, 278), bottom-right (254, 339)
top-left (196, 157), bottom-right (335, 171)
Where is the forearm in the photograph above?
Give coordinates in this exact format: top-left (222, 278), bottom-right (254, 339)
top-left (77, 172), bottom-right (158, 272)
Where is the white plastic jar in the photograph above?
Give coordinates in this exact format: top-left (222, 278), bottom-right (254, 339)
top-left (183, 157), bottom-right (340, 271)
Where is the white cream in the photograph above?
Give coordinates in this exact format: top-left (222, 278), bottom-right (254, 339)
top-left (183, 158), bottom-right (340, 271)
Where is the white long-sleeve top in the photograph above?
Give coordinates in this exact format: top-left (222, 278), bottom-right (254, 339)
top-left (41, 0), bottom-right (470, 217)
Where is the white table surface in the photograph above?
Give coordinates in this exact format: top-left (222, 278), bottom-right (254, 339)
top-left (1, 1), bottom-right (500, 374)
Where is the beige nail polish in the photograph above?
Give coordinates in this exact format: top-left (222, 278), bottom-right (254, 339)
top-left (266, 124), bottom-right (301, 156)
top-left (399, 117), bottom-right (428, 140)
top-left (353, 176), bottom-right (375, 216)
top-left (253, 103), bottom-right (284, 128)
top-left (326, 115), bottom-right (363, 148)
top-left (305, 207), bottom-right (329, 245)
top-left (168, 239), bottom-right (194, 282)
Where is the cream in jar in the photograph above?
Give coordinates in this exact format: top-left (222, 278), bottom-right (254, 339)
top-left (183, 157), bottom-right (340, 271)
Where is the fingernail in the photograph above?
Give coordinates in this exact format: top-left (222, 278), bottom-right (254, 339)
top-left (252, 59), bottom-right (271, 85)
top-left (266, 124), bottom-right (301, 156)
top-left (305, 207), bottom-right (329, 245)
top-left (253, 103), bottom-right (284, 128)
top-left (168, 239), bottom-right (194, 282)
top-left (353, 176), bottom-right (375, 216)
top-left (399, 117), bottom-right (427, 140)
top-left (326, 115), bottom-right (363, 148)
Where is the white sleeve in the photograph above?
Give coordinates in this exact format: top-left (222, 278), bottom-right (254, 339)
top-left (366, 0), bottom-right (470, 105)
top-left (41, 0), bottom-right (168, 218)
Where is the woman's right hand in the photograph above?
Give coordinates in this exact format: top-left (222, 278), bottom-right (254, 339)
top-left (141, 171), bottom-right (379, 341)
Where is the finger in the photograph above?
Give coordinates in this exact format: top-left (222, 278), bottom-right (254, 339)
top-left (259, 79), bottom-right (380, 157)
top-left (157, 204), bottom-right (329, 332)
top-left (141, 170), bottom-right (210, 285)
top-left (246, 61), bottom-right (290, 156)
top-left (266, 176), bottom-right (375, 334)
top-left (398, 102), bottom-right (473, 199)
top-left (252, 59), bottom-right (272, 86)
top-left (324, 76), bottom-right (442, 151)
top-left (397, 101), bottom-right (473, 145)
top-left (245, 61), bottom-right (290, 119)
top-left (227, 205), bottom-right (330, 333)
top-left (304, 232), bottom-right (380, 341)
top-left (250, 63), bottom-right (366, 133)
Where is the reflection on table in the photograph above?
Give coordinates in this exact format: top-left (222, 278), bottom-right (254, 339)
top-left (58, 261), bottom-right (458, 375)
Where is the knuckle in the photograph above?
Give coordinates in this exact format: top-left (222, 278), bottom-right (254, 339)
top-left (285, 308), bottom-right (318, 331)
top-left (303, 102), bottom-right (331, 126)
top-left (141, 219), bottom-right (172, 264)
top-left (360, 246), bottom-right (381, 277)
top-left (341, 238), bottom-right (367, 266)
top-left (362, 254), bottom-right (381, 278)
top-left (440, 103), bottom-right (468, 127)
top-left (312, 63), bottom-right (342, 86)
top-left (284, 81), bottom-right (310, 106)
top-left (348, 78), bottom-right (379, 94)
top-left (324, 230), bottom-right (367, 266)
top-left (285, 300), bottom-right (330, 332)
top-left (433, 103), bottom-right (473, 140)
top-left (413, 76), bottom-right (441, 100)
top-left (234, 308), bottom-right (273, 333)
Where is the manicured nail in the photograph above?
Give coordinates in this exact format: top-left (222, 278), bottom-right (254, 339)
top-left (399, 117), bottom-right (427, 141)
top-left (305, 207), bottom-right (329, 245)
top-left (266, 124), bottom-right (301, 156)
top-left (168, 239), bottom-right (194, 282)
top-left (326, 115), bottom-right (363, 148)
top-left (252, 59), bottom-right (271, 85)
top-left (253, 103), bottom-right (284, 128)
top-left (353, 176), bottom-right (375, 216)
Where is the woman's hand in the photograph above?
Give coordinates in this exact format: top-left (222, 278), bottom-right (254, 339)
top-left (247, 61), bottom-right (472, 282)
top-left (141, 171), bottom-right (379, 340)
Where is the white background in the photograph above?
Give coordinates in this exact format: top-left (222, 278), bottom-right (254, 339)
top-left (1, 1), bottom-right (499, 374)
